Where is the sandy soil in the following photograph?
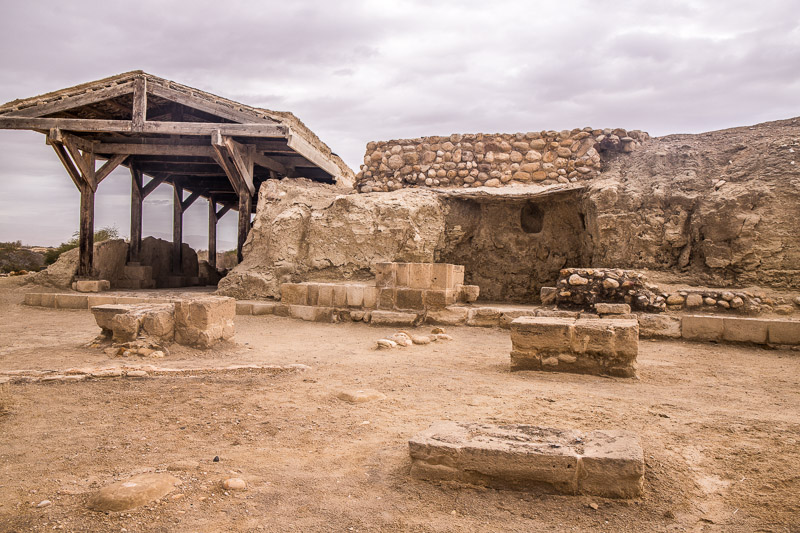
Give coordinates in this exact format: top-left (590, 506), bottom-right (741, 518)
top-left (0, 288), bottom-right (798, 532)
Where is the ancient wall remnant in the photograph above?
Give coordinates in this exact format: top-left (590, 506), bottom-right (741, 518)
top-left (356, 128), bottom-right (648, 193)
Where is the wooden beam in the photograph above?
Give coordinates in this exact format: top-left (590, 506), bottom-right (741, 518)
top-left (223, 137), bottom-right (255, 194)
top-left (216, 205), bottom-right (231, 220)
top-left (49, 142), bottom-right (82, 190)
top-left (252, 151), bottom-right (288, 175)
top-left (147, 83), bottom-right (277, 125)
top-left (130, 164), bottom-right (143, 263)
top-left (208, 197), bottom-right (217, 269)
top-left (95, 154), bottom-right (127, 185)
top-left (237, 190), bottom-right (251, 263)
top-left (0, 117), bottom-right (287, 137)
top-left (62, 136), bottom-right (94, 186)
top-left (132, 76), bottom-right (147, 131)
top-left (141, 175), bottom-right (168, 198)
top-left (181, 190), bottom-right (201, 211)
top-left (78, 183), bottom-right (95, 278)
top-left (286, 127), bottom-right (340, 179)
top-left (5, 81), bottom-right (135, 118)
top-left (173, 183), bottom-right (183, 274)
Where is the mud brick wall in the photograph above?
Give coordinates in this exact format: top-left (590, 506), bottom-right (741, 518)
top-left (356, 128), bottom-right (649, 193)
top-left (554, 268), bottom-right (665, 312)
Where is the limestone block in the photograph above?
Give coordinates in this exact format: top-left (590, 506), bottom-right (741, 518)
top-left (40, 293), bottom-right (56, 308)
top-left (511, 317), bottom-right (574, 352)
top-left (498, 309), bottom-right (538, 329)
top-left (424, 289), bottom-right (457, 309)
top-left (122, 264), bottom-right (153, 281)
top-left (252, 302), bottom-right (278, 315)
top-left (571, 318), bottom-right (616, 356)
top-left (453, 265), bottom-right (465, 287)
top-left (638, 314), bottom-right (681, 338)
top-left (173, 296), bottom-right (236, 348)
top-left (467, 307), bottom-right (504, 327)
top-left (722, 318), bottom-right (770, 344)
top-left (426, 306), bottom-right (469, 325)
top-left (375, 262), bottom-right (396, 287)
top-left (76, 280), bottom-right (111, 293)
top-left (536, 309), bottom-right (580, 318)
top-left (91, 304), bottom-right (133, 332)
top-left (768, 320), bottom-right (800, 345)
top-left (289, 305), bottom-right (335, 322)
top-left (408, 263), bottom-right (432, 289)
top-left (306, 284), bottom-right (319, 305)
top-left (430, 263), bottom-right (456, 290)
top-left (280, 283), bottom-right (308, 305)
top-left (369, 310), bottom-right (418, 327)
top-left (681, 315), bottom-right (724, 341)
top-left (409, 421), bottom-right (644, 498)
top-left (23, 293), bottom-right (42, 306)
top-left (235, 302), bottom-right (253, 315)
top-left (540, 286), bottom-right (557, 305)
top-left (378, 288), bottom-right (396, 310)
top-left (363, 287), bottom-right (379, 309)
top-left (88, 295), bottom-right (118, 308)
top-left (55, 293), bottom-right (89, 309)
top-left (317, 284), bottom-right (334, 306)
top-left (459, 285), bottom-right (480, 303)
top-left (112, 312), bottom-right (142, 342)
top-left (579, 430), bottom-right (645, 498)
top-left (140, 307), bottom-right (175, 341)
top-left (333, 284), bottom-right (348, 307)
top-left (396, 288), bottom-right (425, 309)
top-left (346, 284), bottom-right (364, 307)
top-left (395, 263), bottom-right (410, 287)
top-left (595, 303), bottom-right (631, 315)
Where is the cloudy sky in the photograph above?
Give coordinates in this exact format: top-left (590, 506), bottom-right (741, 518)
top-left (0, 0), bottom-right (798, 248)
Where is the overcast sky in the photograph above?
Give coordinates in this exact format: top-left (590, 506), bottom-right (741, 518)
top-left (0, 0), bottom-right (798, 248)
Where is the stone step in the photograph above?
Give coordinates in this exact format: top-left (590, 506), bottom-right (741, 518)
top-left (375, 262), bottom-right (465, 290)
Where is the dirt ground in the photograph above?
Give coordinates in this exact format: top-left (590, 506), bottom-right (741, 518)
top-left (0, 288), bottom-right (798, 532)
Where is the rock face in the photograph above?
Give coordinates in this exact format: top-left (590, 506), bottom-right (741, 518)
top-left (222, 118), bottom-right (800, 302)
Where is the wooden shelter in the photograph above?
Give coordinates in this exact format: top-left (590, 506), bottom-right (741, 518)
top-left (0, 71), bottom-right (354, 278)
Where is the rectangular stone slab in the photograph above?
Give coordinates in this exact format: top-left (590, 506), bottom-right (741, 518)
top-left (409, 421), bottom-right (643, 498)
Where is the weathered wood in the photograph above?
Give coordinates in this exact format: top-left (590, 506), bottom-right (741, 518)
top-left (223, 137), bottom-right (255, 194)
top-left (141, 175), bottom-right (168, 198)
top-left (286, 127), bottom-right (339, 179)
top-left (95, 154), bottom-right (127, 185)
top-left (50, 142), bottom-right (82, 189)
top-left (130, 165), bottom-right (143, 263)
top-left (252, 151), bottom-right (288, 175)
top-left (5, 81), bottom-right (135, 118)
top-left (237, 191), bottom-right (251, 263)
top-left (132, 76), bottom-right (147, 131)
top-left (208, 197), bottom-right (217, 269)
top-left (0, 117), bottom-right (287, 137)
top-left (216, 205), bottom-right (231, 220)
top-left (147, 83), bottom-right (277, 125)
top-left (172, 183), bottom-right (183, 274)
top-left (62, 136), bottom-right (94, 187)
top-left (78, 183), bottom-right (95, 278)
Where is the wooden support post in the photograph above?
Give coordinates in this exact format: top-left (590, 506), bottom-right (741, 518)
top-left (208, 197), bottom-right (217, 269)
top-left (172, 182), bottom-right (183, 274)
top-left (237, 190), bottom-right (251, 264)
top-left (78, 182), bottom-right (95, 278)
top-left (132, 76), bottom-right (147, 132)
top-left (130, 164), bottom-right (143, 263)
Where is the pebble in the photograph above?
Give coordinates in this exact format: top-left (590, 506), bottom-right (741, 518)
top-left (685, 294), bottom-right (703, 307)
top-left (666, 294), bottom-right (684, 305)
top-left (568, 274), bottom-right (589, 286)
top-left (37, 500), bottom-right (52, 508)
top-left (337, 389), bottom-right (386, 404)
top-left (376, 339), bottom-right (398, 349)
top-left (222, 478), bottom-right (247, 491)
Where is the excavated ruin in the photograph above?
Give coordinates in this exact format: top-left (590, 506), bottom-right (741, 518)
top-left (212, 117), bottom-right (800, 303)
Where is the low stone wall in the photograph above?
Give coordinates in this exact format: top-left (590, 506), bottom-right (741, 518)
top-left (548, 268), bottom-right (665, 312)
top-left (356, 128), bottom-right (648, 193)
top-left (510, 316), bottom-right (638, 377)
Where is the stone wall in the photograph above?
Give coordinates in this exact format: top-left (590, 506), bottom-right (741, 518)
top-left (551, 268), bottom-right (665, 312)
top-left (355, 128), bottom-right (648, 193)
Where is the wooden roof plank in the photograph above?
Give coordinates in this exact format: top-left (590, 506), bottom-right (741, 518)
top-left (4, 81), bottom-right (135, 118)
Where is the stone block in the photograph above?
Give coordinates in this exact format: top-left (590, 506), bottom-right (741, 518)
top-left (289, 305), bottom-right (335, 322)
top-left (306, 283), bottom-right (319, 306)
top-left (498, 309), bottom-right (538, 329)
top-left (317, 284), bottom-right (334, 306)
top-left (426, 306), bottom-right (469, 325)
top-left (111, 312), bottom-right (142, 342)
top-left (511, 317), bottom-right (574, 352)
top-left (638, 314), bottom-right (681, 338)
top-left (272, 304), bottom-right (290, 317)
top-left (91, 304), bottom-right (133, 332)
top-left (536, 309), bottom-right (580, 318)
top-left (467, 307), bottom-right (503, 327)
top-left (336, 389), bottom-right (386, 403)
top-left (23, 293), bottom-right (42, 306)
top-left (409, 421), bottom-right (643, 498)
top-left (39, 293), bottom-right (56, 308)
top-left (140, 307), bottom-right (175, 341)
top-left (396, 288), bottom-right (425, 310)
top-left (540, 286), bottom-right (557, 305)
top-left (280, 283), bottom-right (308, 305)
top-left (723, 318), bottom-right (770, 344)
top-left (235, 301), bottom-right (253, 315)
top-left (681, 315), bottom-right (724, 341)
top-left (375, 262), bottom-right (396, 287)
top-left (424, 289), bottom-right (457, 309)
top-left (395, 263), bottom-right (410, 287)
top-left (579, 430), bottom-right (645, 498)
top-left (173, 296), bottom-right (236, 348)
top-left (55, 293), bottom-right (89, 309)
top-left (459, 284), bottom-right (480, 303)
top-left (346, 284), bottom-right (364, 308)
top-left (378, 288), bottom-right (396, 310)
top-left (453, 265), bottom-right (465, 287)
top-left (251, 302), bottom-right (278, 315)
top-left (332, 285), bottom-right (348, 307)
top-left (123, 264), bottom-right (153, 281)
top-left (408, 263), bottom-right (432, 289)
top-left (430, 263), bottom-right (455, 290)
top-left (363, 286), bottom-right (379, 309)
top-left (571, 319), bottom-right (617, 355)
top-left (768, 320), bottom-right (800, 345)
top-left (369, 310), bottom-right (418, 327)
top-left (595, 303), bottom-right (631, 315)
top-left (166, 276), bottom-right (186, 288)
top-left (75, 280), bottom-right (111, 293)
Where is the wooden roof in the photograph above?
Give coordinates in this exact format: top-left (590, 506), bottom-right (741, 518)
top-left (0, 71), bottom-right (354, 210)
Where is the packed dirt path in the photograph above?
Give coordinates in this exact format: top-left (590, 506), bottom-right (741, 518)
top-left (0, 288), bottom-right (798, 532)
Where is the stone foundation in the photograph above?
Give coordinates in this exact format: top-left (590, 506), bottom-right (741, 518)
top-left (357, 128), bottom-right (648, 192)
top-left (550, 268), bottom-right (664, 312)
top-left (409, 421), bottom-right (644, 498)
top-left (510, 316), bottom-right (638, 377)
